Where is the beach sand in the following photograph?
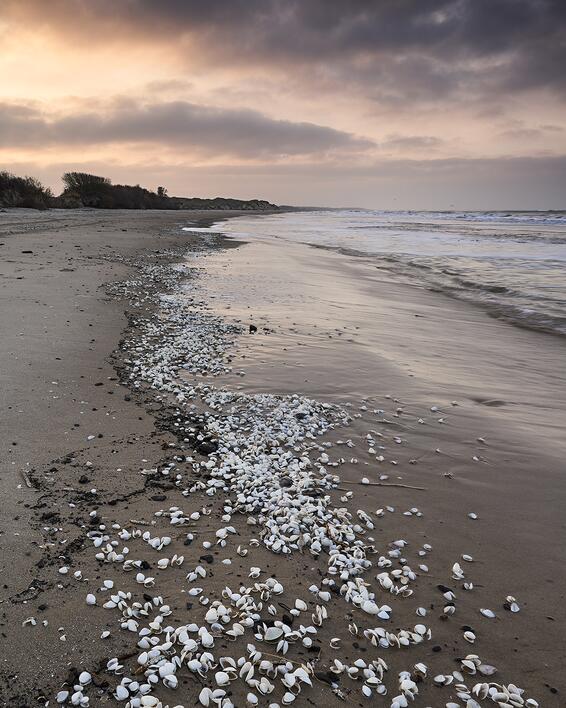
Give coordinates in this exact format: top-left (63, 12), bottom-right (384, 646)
top-left (0, 210), bottom-right (564, 706)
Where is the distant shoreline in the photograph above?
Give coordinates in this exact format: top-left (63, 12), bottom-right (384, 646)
top-left (0, 168), bottom-right (279, 211)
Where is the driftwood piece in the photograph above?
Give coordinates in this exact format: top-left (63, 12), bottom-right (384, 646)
top-left (342, 480), bottom-right (427, 491)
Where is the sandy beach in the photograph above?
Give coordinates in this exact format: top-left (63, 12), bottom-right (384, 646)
top-left (0, 209), bottom-right (564, 707)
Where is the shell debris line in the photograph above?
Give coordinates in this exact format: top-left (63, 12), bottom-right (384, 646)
top-left (47, 244), bottom-right (540, 708)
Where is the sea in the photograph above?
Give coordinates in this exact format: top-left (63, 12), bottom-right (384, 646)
top-left (186, 209), bottom-right (566, 337)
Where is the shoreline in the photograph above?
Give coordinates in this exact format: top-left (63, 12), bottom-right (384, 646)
top-left (0, 210), bottom-right (564, 706)
top-left (207, 209), bottom-right (566, 339)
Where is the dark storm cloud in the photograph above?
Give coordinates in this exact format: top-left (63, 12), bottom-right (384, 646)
top-left (4, 0), bottom-right (566, 101)
top-left (0, 100), bottom-right (373, 157)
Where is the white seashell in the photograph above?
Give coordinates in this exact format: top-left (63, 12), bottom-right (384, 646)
top-left (480, 608), bottom-right (496, 618)
top-left (478, 664), bottom-right (497, 676)
top-left (164, 674), bottom-right (178, 689)
top-left (361, 600), bottom-right (380, 615)
top-left (216, 671), bottom-right (231, 687)
top-left (472, 683), bottom-right (490, 699)
top-left (199, 687), bottom-right (213, 706)
top-left (282, 673), bottom-right (296, 689)
top-left (452, 562), bottom-right (465, 579)
top-left (258, 677), bottom-right (274, 695)
top-left (205, 608), bottom-right (219, 624)
top-left (115, 684), bottom-right (130, 700)
top-left (414, 662), bottom-right (427, 676)
top-left (331, 660), bottom-right (345, 674)
top-left (462, 659), bottom-right (477, 673)
top-left (264, 626), bottom-right (283, 642)
top-left (295, 667), bottom-right (312, 686)
top-left (201, 630), bottom-right (214, 648)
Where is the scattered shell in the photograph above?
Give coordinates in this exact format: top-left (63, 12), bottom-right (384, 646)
top-left (48, 245), bottom-right (543, 708)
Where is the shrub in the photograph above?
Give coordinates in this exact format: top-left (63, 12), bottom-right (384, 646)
top-left (0, 170), bottom-right (52, 209)
top-left (1, 169), bottom-right (278, 211)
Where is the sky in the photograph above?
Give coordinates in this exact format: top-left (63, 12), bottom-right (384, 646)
top-left (0, 0), bottom-right (565, 209)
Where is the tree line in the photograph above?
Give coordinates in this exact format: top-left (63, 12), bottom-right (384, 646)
top-left (0, 170), bottom-right (277, 211)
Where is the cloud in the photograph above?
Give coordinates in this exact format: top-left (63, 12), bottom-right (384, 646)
top-left (3, 0), bottom-right (566, 103)
top-left (499, 127), bottom-right (547, 140)
top-left (1, 1), bottom-right (564, 209)
top-left (380, 134), bottom-right (444, 150)
top-left (0, 100), bottom-right (374, 158)
top-left (498, 122), bottom-right (566, 141)
top-left (540, 124), bottom-right (565, 133)
top-left (145, 79), bottom-right (194, 94)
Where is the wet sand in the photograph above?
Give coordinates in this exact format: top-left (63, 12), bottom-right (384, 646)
top-left (198, 236), bottom-right (566, 699)
top-left (0, 210), bottom-right (564, 706)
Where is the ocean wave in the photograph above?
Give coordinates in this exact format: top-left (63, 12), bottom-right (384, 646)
top-left (201, 209), bottom-right (566, 338)
top-left (374, 253), bottom-right (566, 337)
top-left (357, 209), bottom-right (566, 226)
top-left (299, 244), bottom-right (566, 338)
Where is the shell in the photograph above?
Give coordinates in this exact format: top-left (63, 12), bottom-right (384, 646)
top-left (264, 626), bottom-right (284, 642)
